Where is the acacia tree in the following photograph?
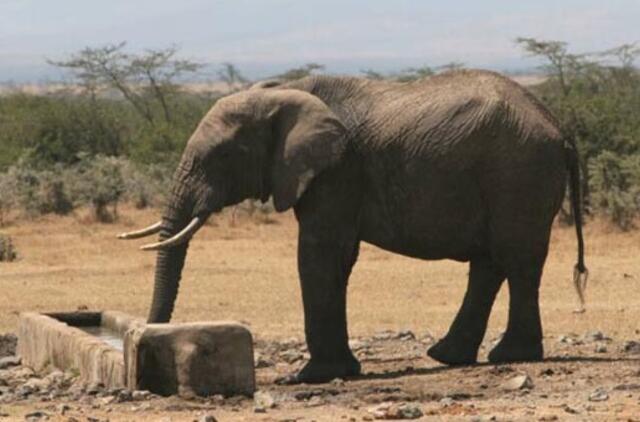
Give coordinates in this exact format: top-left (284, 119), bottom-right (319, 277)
top-left (275, 63), bottom-right (325, 81)
top-left (217, 62), bottom-right (249, 92)
top-left (49, 42), bottom-right (204, 126)
top-left (517, 38), bottom-right (640, 228)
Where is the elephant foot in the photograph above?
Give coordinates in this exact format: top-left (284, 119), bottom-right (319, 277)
top-left (488, 336), bottom-right (543, 363)
top-left (276, 356), bottom-right (361, 385)
top-left (427, 336), bottom-right (478, 365)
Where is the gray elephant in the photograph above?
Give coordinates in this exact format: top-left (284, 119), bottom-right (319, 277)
top-left (119, 69), bottom-right (587, 384)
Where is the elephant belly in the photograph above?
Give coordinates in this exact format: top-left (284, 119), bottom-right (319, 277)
top-left (358, 171), bottom-right (487, 262)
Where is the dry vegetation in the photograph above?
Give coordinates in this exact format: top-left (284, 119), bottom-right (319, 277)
top-left (2, 209), bottom-right (640, 421)
top-left (1, 207), bottom-right (639, 342)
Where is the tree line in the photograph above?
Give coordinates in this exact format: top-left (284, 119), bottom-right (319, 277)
top-left (0, 39), bottom-right (638, 228)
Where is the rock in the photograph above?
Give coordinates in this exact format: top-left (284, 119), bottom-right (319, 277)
top-left (86, 383), bottom-right (105, 395)
top-left (116, 389), bottom-right (133, 402)
top-left (305, 395), bottom-right (324, 407)
top-left (56, 404), bottom-right (71, 415)
top-left (623, 340), bottom-right (640, 354)
top-left (254, 353), bottom-right (273, 368)
top-left (420, 332), bottom-right (436, 344)
top-left (557, 334), bottom-right (583, 345)
top-left (373, 330), bottom-right (395, 341)
top-left (24, 410), bottom-right (49, 421)
top-left (124, 322), bottom-right (255, 397)
top-left (279, 350), bottom-right (304, 364)
top-left (0, 334), bottom-right (17, 358)
top-left (11, 367), bottom-right (34, 380)
top-left (254, 390), bottom-right (276, 412)
top-left (0, 356), bottom-right (20, 369)
top-left (584, 331), bottom-right (611, 343)
top-left (562, 404), bottom-right (579, 414)
top-left (588, 388), bottom-right (609, 402)
top-left (331, 378), bottom-right (345, 387)
top-left (439, 397), bottom-right (454, 407)
top-left (503, 374), bottom-right (534, 391)
top-left (44, 370), bottom-right (66, 386)
top-left (24, 377), bottom-right (51, 392)
top-left (594, 344), bottom-right (608, 353)
top-left (131, 390), bottom-right (152, 401)
top-left (198, 415), bottom-right (217, 422)
top-left (98, 395), bottom-right (117, 405)
top-left (367, 402), bottom-right (423, 420)
top-left (395, 330), bottom-right (416, 341)
top-left (348, 339), bottom-right (369, 351)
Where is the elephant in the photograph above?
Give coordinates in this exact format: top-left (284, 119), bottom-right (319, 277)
top-left (119, 69), bottom-right (588, 384)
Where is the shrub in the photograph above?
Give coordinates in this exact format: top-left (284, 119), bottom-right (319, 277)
top-left (70, 155), bottom-right (126, 222)
top-left (0, 161), bottom-right (74, 219)
top-left (0, 172), bottom-right (14, 226)
top-left (122, 161), bottom-right (172, 209)
top-left (0, 234), bottom-right (17, 262)
top-left (588, 151), bottom-right (640, 229)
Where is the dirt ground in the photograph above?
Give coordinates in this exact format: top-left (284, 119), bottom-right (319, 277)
top-left (1, 207), bottom-right (640, 421)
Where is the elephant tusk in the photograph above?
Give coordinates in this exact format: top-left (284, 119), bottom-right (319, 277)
top-left (140, 217), bottom-right (203, 251)
top-left (117, 221), bottom-right (163, 239)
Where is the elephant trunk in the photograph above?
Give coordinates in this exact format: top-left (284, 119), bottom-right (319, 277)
top-left (147, 168), bottom-right (195, 323)
top-left (147, 223), bottom-right (189, 323)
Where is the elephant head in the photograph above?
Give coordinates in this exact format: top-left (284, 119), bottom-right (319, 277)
top-left (118, 88), bottom-right (346, 323)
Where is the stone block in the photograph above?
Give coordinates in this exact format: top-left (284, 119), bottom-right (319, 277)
top-left (124, 321), bottom-right (255, 397)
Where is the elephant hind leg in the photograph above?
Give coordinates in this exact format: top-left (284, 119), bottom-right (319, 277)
top-left (488, 254), bottom-right (546, 363)
top-left (428, 255), bottom-right (505, 365)
top-left (486, 219), bottom-right (552, 363)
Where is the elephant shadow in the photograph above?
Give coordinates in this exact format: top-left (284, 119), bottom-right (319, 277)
top-left (352, 355), bottom-right (640, 382)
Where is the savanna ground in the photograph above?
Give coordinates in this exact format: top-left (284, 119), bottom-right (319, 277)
top-left (1, 207), bottom-right (640, 421)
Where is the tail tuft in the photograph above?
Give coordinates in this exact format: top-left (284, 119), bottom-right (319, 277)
top-left (572, 264), bottom-right (588, 313)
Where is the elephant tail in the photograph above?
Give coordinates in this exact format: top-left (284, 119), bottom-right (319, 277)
top-left (566, 137), bottom-right (588, 313)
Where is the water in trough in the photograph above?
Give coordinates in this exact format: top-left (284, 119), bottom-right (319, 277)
top-left (79, 326), bottom-right (124, 351)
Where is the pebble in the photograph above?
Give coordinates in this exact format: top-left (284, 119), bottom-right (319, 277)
top-left (584, 331), bottom-right (611, 343)
top-left (254, 353), bottom-right (274, 368)
top-left (557, 334), bottom-right (583, 346)
top-left (594, 344), bottom-right (608, 353)
top-left (131, 389), bottom-right (152, 401)
top-left (24, 410), bottom-right (49, 421)
top-left (197, 415), bottom-right (217, 422)
top-left (254, 390), bottom-right (276, 412)
top-left (623, 340), bottom-right (640, 354)
top-left (0, 356), bottom-right (20, 369)
top-left (367, 402), bottom-right (423, 420)
top-left (56, 403), bottom-right (71, 415)
top-left (588, 388), bottom-right (609, 402)
top-left (503, 374), bottom-right (534, 391)
top-left (279, 350), bottom-right (304, 364)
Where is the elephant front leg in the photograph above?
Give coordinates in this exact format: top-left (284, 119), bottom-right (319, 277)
top-left (428, 257), bottom-right (505, 365)
top-left (293, 229), bottom-right (361, 384)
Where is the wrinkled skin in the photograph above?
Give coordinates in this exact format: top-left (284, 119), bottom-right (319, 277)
top-left (144, 70), bottom-right (582, 383)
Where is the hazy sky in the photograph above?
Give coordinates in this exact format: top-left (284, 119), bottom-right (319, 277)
top-left (0, 0), bottom-right (638, 82)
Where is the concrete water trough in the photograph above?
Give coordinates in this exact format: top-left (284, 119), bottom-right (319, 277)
top-left (17, 311), bottom-right (255, 397)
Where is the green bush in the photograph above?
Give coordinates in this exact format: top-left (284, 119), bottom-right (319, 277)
top-left (0, 234), bottom-right (17, 262)
top-left (0, 156), bottom-right (173, 223)
top-left (588, 151), bottom-right (640, 229)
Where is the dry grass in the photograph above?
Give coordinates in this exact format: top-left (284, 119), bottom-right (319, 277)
top-left (1, 207), bottom-right (639, 345)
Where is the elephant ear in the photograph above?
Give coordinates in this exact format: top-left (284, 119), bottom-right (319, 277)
top-left (266, 90), bottom-right (347, 212)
